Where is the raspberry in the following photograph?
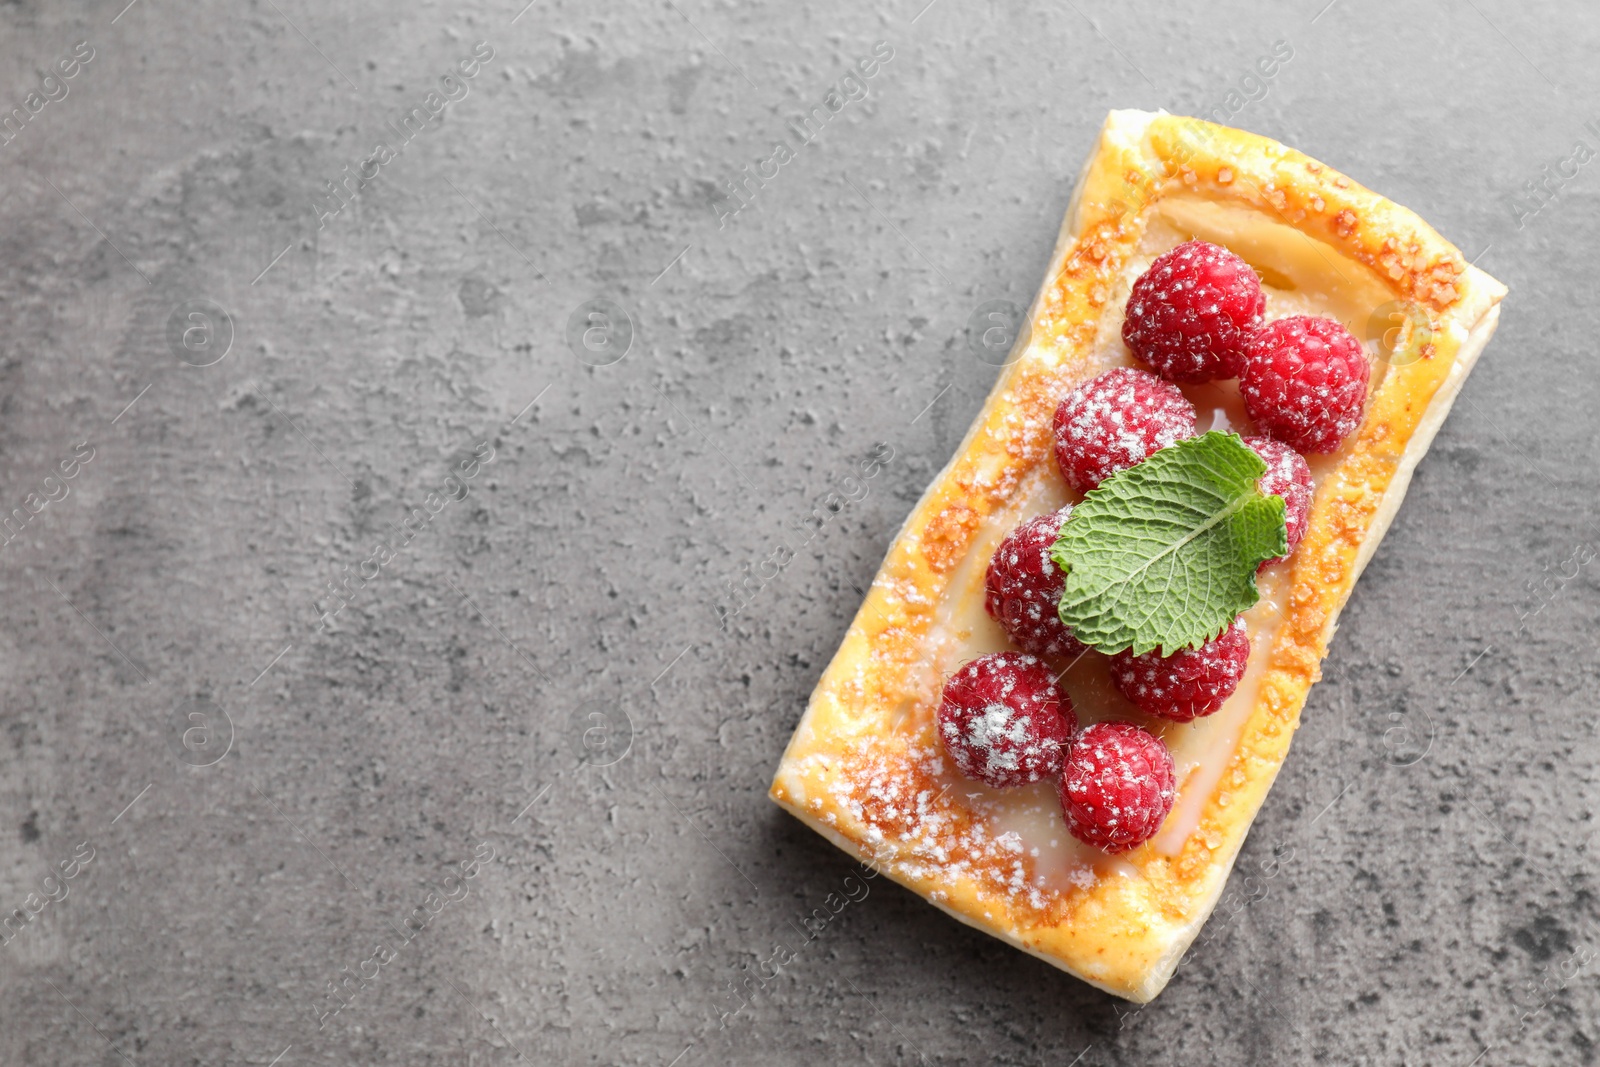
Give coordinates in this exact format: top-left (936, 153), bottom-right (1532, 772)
top-left (938, 652), bottom-right (1077, 789)
top-left (1240, 315), bottom-right (1370, 453)
top-left (1121, 240), bottom-right (1265, 383)
top-left (1052, 368), bottom-right (1197, 493)
top-left (984, 506), bottom-right (1087, 660)
top-left (1244, 435), bottom-right (1312, 566)
top-left (1059, 721), bottom-right (1176, 853)
top-left (1109, 617), bottom-right (1250, 723)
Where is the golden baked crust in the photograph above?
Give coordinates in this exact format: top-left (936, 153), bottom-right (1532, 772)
top-left (768, 110), bottom-right (1507, 1002)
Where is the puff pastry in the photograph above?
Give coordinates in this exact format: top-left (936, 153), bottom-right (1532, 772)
top-left (769, 109), bottom-right (1507, 1002)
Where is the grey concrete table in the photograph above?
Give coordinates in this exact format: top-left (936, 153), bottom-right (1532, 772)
top-left (0, 0), bottom-right (1594, 1064)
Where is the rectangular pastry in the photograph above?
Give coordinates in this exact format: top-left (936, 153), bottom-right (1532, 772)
top-left (768, 109), bottom-right (1506, 1002)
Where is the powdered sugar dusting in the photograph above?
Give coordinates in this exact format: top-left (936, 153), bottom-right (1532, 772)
top-left (1060, 722), bottom-right (1177, 853)
top-left (957, 703), bottom-right (1032, 776)
top-left (1240, 315), bottom-right (1370, 453)
top-left (1109, 617), bottom-right (1251, 722)
top-left (805, 738), bottom-right (1093, 917)
top-left (1244, 434), bottom-right (1313, 561)
top-left (1121, 239), bottom-right (1264, 383)
top-left (936, 652), bottom-right (1072, 789)
top-left (983, 506), bottom-right (1085, 659)
top-left (1052, 367), bottom-right (1198, 492)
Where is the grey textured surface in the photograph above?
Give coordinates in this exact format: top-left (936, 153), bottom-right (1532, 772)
top-left (0, 0), bottom-right (1595, 1064)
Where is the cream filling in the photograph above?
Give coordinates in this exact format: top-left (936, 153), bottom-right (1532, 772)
top-left (919, 194), bottom-right (1402, 887)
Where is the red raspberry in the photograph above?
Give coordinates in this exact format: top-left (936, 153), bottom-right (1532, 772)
top-left (938, 653), bottom-right (1077, 789)
top-left (1059, 721), bottom-right (1176, 853)
top-left (1244, 435), bottom-right (1312, 566)
top-left (1121, 240), bottom-right (1265, 383)
top-left (1109, 617), bottom-right (1250, 723)
top-left (1052, 368), bottom-right (1197, 493)
top-left (984, 506), bottom-right (1087, 661)
top-left (1240, 315), bottom-right (1370, 453)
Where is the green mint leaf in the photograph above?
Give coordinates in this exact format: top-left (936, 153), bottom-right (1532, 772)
top-left (1051, 431), bottom-right (1288, 656)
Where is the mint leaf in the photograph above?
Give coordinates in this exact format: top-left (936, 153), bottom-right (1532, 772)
top-left (1051, 432), bottom-right (1288, 656)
